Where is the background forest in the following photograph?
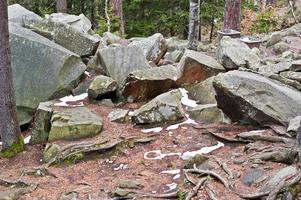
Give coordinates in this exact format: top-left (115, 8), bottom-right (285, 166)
top-left (7, 0), bottom-right (295, 40)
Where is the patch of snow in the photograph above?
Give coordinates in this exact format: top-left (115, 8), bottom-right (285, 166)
top-left (181, 142), bottom-right (224, 160)
top-left (179, 88), bottom-right (198, 108)
top-left (84, 71), bottom-right (91, 77)
top-left (173, 174), bottom-right (181, 180)
top-left (165, 182), bottom-right (177, 192)
top-left (0, 142), bottom-right (2, 146)
top-left (24, 136), bottom-right (31, 144)
top-left (161, 169), bottom-right (181, 175)
top-left (168, 131), bottom-right (173, 136)
top-left (166, 115), bottom-right (197, 131)
top-left (128, 111), bottom-right (135, 116)
top-left (54, 93), bottom-right (87, 107)
top-left (141, 127), bottom-right (162, 133)
top-left (144, 150), bottom-right (181, 160)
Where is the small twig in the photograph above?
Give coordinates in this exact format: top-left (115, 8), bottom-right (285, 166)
top-left (185, 178), bottom-right (206, 200)
top-left (184, 170), bottom-right (197, 185)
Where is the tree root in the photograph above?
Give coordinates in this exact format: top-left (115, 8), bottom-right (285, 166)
top-left (21, 167), bottom-right (57, 178)
top-left (0, 178), bottom-right (31, 188)
top-left (213, 157), bottom-right (234, 179)
top-left (238, 131), bottom-right (293, 143)
top-left (185, 178), bottom-right (206, 200)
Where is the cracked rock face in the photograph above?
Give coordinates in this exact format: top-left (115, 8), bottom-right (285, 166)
top-left (216, 36), bottom-right (260, 70)
top-left (213, 71), bottom-right (301, 125)
top-left (131, 89), bottom-right (184, 126)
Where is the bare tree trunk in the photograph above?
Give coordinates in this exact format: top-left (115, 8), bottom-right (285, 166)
top-left (0, 0), bottom-right (22, 151)
top-left (223, 0), bottom-right (242, 31)
top-left (188, 0), bottom-right (200, 50)
top-left (56, 0), bottom-right (68, 13)
top-left (105, 0), bottom-right (111, 32)
top-left (80, 0), bottom-right (85, 14)
top-left (210, 15), bottom-right (215, 42)
top-left (110, 0), bottom-right (125, 36)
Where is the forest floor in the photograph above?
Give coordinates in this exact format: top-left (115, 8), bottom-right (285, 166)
top-left (0, 102), bottom-right (299, 200)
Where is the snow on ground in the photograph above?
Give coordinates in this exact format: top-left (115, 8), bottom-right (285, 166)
top-left (179, 88), bottom-right (198, 108)
top-left (24, 136), bottom-right (31, 144)
top-left (141, 127), bottom-right (163, 133)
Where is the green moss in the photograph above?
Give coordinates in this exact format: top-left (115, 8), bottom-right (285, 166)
top-left (0, 135), bottom-right (25, 158)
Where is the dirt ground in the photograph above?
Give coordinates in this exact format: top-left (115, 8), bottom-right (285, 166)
top-left (0, 100), bottom-right (300, 200)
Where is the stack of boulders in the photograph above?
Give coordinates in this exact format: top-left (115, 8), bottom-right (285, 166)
top-left (8, 4), bottom-right (301, 148)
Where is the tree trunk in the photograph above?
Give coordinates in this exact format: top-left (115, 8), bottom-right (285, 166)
top-left (223, 0), bottom-right (241, 31)
top-left (110, 0), bottom-right (125, 36)
top-left (210, 15), bottom-right (215, 42)
top-left (188, 0), bottom-right (200, 50)
top-left (56, 0), bottom-right (68, 13)
top-left (105, 0), bottom-right (111, 32)
top-left (0, 0), bottom-right (22, 150)
top-left (80, 0), bottom-right (85, 14)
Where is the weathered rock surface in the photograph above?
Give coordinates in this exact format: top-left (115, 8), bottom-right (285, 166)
top-left (242, 168), bottom-right (265, 186)
top-left (108, 109), bottom-right (129, 123)
top-left (166, 37), bottom-right (188, 53)
top-left (48, 107), bottom-right (103, 141)
top-left (46, 13), bottom-right (92, 34)
top-left (103, 32), bottom-right (122, 45)
top-left (88, 75), bottom-right (118, 99)
top-left (10, 23), bottom-right (86, 125)
top-left (260, 166), bottom-right (298, 192)
top-left (287, 116), bottom-right (301, 135)
top-left (30, 102), bottom-right (53, 144)
top-left (258, 62), bottom-right (292, 75)
top-left (165, 50), bottom-right (183, 63)
top-left (177, 50), bottom-right (225, 85)
top-left (23, 18), bottom-right (100, 56)
top-left (266, 32), bottom-right (283, 47)
top-left (213, 71), bottom-right (301, 125)
top-left (98, 46), bottom-right (150, 85)
top-left (187, 76), bottom-right (217, 104)
top-left (216, 37), bottom-right (260, 70)
top-left (280, 71), bottom-right (301, 83)
top-left (132, 89), bottom-right (184, 125)
top-left (187, 104), bottom-right (231, 124)
top-left (129, 33), bottom-right (167, 64)
top-left (291, 60), bottom-right (301, 71)
top-left (273, 42), bottom-right (289, 54)
top-left (121, 65), bottom-right (177, 102)
top-left (8, 4), bottom-right (42, 25)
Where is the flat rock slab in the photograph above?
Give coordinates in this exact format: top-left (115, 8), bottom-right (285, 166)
top-left (49, 107), bottom-right (103, 141)
top-left (108, 109), bottom-right (129, 123)
top-left (177, 49), bottom-right (225, 85)
top-left (280, 71), bottom-right (301, 83)
top-left (98, 46), bottom-right (150, 85)
top-left (9, 23), bottom-right (86, 125)
top-left (129, 33), bottom-right (167, 64)
top-left (23, 18), bottom-right (100, 56)
top-left (258, 62), bottom-right (292, 75)
top-left (121, 65), bottom-right (177, 102)
top-left (132, 89), bottom-right (184, 125)
top-left (213, 70), bottom-right (301, 125)
top-left (216, 36), bottom-right (260, 70)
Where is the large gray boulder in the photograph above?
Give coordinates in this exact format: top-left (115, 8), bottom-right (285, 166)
top-left (216, 37), bottom-right (260, 70)
top-left (177, 50), bottom-right (225, 85)
top-left (166, 37), bottom-right (188, 53)
top-left (49, 107), bottom-right (103, 141)
top-left (213, 71), bottom-right (301, 125)
top-left (23, 18), bottom-right (100, 56)
top-left (98, 46), bottom-right (150, 85)
top-left (258, 62), bottom-right (292, 75)
top-left (129, 33), bottom-right (167, 64)
top-left (121, 65), bottom-right (177, 102)
top-left (8, 4), bottom-right (42, 25)
top-left (10, 23), bottom-right (86, 125)
top-left (132, 89), bottom-right (184, 125)
top-left (46, 13), bottom-right (92, 34)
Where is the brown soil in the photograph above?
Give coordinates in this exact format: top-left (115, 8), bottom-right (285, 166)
top-left (0, 100), bottom-right (300, 200)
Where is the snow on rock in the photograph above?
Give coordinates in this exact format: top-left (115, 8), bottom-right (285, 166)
top-left (173, 174), bottom-right (181, 180)
top-left (24, 135), bottom-right (31, 144)
top-left (141, 127), bottom-right (163, 133)
top-left (54, 93), bottom-right (87, 107)
top-left (179, 88), bottom-right (198, 108)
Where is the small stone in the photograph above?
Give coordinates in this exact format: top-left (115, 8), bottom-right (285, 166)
top-left (184, 154), bottom-right (208, 169)
top-left (118, 180), bottom-right (143, 190)
top-left (242, 168), bottom-right (265, 186)
top-left (108, 109), bottom-right (129, 123)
